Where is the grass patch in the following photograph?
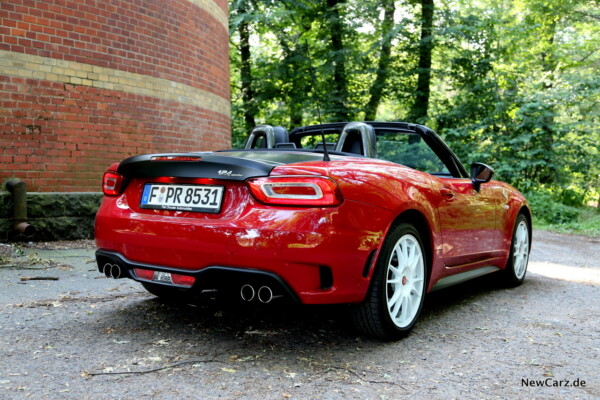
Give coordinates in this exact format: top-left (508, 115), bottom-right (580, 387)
top-left (525, 189), bottom-right (600, 237)
top-left (533, 207), bottom-right (600, 237)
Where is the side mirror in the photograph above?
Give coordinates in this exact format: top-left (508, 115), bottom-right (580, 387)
top-left (470, 162), bottom-right (494, 192)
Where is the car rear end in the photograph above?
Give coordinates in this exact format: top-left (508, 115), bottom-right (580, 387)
top-left (95, 151), bottom-right (389, 304)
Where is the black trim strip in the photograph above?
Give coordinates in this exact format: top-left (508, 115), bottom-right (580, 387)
top-left (96, 250), bottom-right (301, 303)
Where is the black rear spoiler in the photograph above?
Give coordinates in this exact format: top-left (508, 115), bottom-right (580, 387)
top-left (117, 153), bottom-right (277, 181)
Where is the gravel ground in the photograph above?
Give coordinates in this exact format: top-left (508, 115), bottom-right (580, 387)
top-left (0, 230), bottom-right (598, 400)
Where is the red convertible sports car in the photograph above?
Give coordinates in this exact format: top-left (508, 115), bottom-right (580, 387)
top-left (95, 122), bottom-right (531, 340)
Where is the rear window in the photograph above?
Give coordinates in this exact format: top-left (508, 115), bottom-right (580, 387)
top-left (376, 132), bottom-right (450, 175)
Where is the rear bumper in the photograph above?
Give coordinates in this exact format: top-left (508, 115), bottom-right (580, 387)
top-left (95, 195), bottom-right (392, 304)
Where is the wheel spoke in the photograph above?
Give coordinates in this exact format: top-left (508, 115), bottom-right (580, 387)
top-left (406, 243), bottom-right (416, 270)
top-left (402, 243), bottom-right (412, 269)
top-left (388, 288), bottom-right (402, 309)
top-left (388, 264), bottom-right (400, 276)
top-left (520, 226), bottom-right (528, 242)
top-left (515, 260), bottom-right (522, 276)
top-left (398, 295), bottom-right (410, 323)
top-left (390, 291), bottom-right (402, 317)
top-left (410, 278), bottom-right (423, 294)
top-left (517, 252), bottom-right (529, 276)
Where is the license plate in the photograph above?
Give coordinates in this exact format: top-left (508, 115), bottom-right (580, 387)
top-left (140, 184), bottom-right (224, 213)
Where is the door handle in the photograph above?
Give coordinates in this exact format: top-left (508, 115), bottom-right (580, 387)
top-left (440, 188), bottom-right (455, 199)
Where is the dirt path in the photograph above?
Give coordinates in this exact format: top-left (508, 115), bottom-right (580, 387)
top-left (0, 231), bottom-right (598, 399)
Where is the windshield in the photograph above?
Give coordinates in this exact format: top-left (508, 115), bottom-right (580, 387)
top-left (376, 132), bottom-right (450, 175)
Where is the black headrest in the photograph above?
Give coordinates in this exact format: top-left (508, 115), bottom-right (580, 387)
top-left (273, 126), bottom-right (289, 144)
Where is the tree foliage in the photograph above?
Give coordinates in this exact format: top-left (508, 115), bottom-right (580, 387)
top-left (229, 0), bottom-right (600, 208)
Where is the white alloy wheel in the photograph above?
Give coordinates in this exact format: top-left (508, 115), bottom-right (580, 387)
top-left (385, 234), bottom-right (425, 328)
top-left (502, 213), bottom-right (530, 287)
top-left (513, 220), bottom-right (529, 280)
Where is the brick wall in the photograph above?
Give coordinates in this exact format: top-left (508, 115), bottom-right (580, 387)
top-left (0, 0), bottom-right (231, 192)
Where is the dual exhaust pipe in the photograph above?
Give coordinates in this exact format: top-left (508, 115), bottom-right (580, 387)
top-left (240, 284), bottom-right (281, 304)
top-left (103, 263), bottom-right (124, 279)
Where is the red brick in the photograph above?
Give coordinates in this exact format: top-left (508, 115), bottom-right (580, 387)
top-left (11, 27), bottom-right (26, 36)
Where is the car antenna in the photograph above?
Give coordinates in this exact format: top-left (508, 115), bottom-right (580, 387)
top-left (305, 40), bottom-right (330, 162)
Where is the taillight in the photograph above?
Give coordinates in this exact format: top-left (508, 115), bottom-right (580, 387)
top-left (102, 170), bottom-right (124, 196)
top-left (133, 268), bottom-right (154, 280)
top-left (247, 176), bottom-right (343, 206)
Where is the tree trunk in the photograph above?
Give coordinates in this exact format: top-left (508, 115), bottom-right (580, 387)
top-left (281, 40), bottom-right (304, 127)
top-left (289, 89), bottom-right (304, 127)
top-left (364, 0), bottom-right (396, 121)
top-left (408, 0), bottom-right (434, 122)
top-left (327, 0), bottom-right (349, 121)
top-left (238, 1), bottom-right (256, 133)
top-left (538, 20), bottom-right (557, 184)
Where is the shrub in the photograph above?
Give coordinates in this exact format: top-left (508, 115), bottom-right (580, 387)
top-left (526, 191), bottom-right (580, 225)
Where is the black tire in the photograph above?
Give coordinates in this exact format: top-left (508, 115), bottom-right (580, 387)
top-left (501, 213), bottom-right (530, 287)
top-left (141, 281), bottom-right (197, 303)
top-left (352, 223), bottom-right (427, 341)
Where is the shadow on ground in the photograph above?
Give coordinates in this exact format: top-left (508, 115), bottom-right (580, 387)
top-left (91, 271), bottom-right (515, 351)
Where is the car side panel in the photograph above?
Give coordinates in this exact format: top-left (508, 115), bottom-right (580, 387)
top-left (429, 177), bottom-right (500, 266)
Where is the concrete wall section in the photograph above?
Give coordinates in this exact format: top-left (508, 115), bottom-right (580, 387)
top-left (1, 191), bottom-right (102, 241)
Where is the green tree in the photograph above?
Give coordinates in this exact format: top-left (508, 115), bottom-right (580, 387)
top-left (228, 0), bottom-right (600, 210)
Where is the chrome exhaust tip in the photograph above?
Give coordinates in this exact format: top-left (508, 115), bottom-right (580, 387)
top-left (240, 284), bottom-right (255, 302)
top-left (103, 263), bottom-right (113, 278)
top-left (257, 286), bottom-right (273, 304)
top-left (111, 264), bottom-right (122, 279)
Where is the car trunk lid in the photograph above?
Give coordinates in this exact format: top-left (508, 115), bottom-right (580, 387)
top-left (117, 152), bottom-right (281, 181)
